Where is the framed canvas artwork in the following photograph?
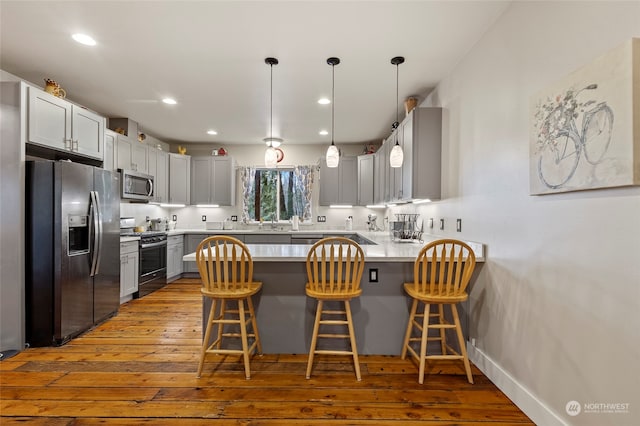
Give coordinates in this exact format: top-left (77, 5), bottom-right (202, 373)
top-left (530, 38), bottom-right (639, 194)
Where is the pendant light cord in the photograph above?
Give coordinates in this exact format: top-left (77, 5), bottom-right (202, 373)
top-left (396, 62), bottom-right (399, 128)
top-left (270, 61), bottom-right (273, 143)
top-left (331, 62), bottom-right (335, 145)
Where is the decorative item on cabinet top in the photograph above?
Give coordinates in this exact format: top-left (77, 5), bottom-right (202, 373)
top-left (44, 78), bottom-right (66, 98)
top-left (178, 145), bottom-right (187, 155)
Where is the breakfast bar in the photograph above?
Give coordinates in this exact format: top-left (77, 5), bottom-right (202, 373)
top-left (182, 231), bottom-right (484, 355)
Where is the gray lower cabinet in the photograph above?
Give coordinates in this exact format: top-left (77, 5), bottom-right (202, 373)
top-left (244, 234), bottom-right (291, 244)
top-left (167, 235), bottom-right (184, 282)
top-left (120, 241), bottom-right (139, 299)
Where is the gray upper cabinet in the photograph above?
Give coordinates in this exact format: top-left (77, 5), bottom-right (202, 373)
top-left (103, 129), bottom-right (118, 172)
top-left (148, 147), bottom-right (169, 203)
top-left (190, 155), bottom-right (236, 206)
top-left (169, 153), bottom-right (190, 205)
top-left (399, 107), bottom-right (442, 202)
top-left (117, 135), bottom-right (148, 173)
top-left (319, 156), bottom-right (357, 206)
top-left (27, 86), bottom-right (104, 161)
top-left (357, 154), bottom-right (374, 206)
top-left (373, 150), bottom-right (385, 205)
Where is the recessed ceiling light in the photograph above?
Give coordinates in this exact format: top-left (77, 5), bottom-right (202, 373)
top-left (72, 33), bottom-right (96, 46)
top-left (162, 98), bottom-right (177, 105)
top-left (317, 98), bottom-right (330, 105)
top-left (207, 130), bottom-right (218, 135)
top-left (319, 130), bottom-right (329, 136)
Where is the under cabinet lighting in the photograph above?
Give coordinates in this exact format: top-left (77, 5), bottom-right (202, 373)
top-left (319, 130), bottom-right (329, 136)
top-left (330, 205), bottom-right (353, 209)
top-left (386, 203), bottom-right (397, 207)
top-left (197, 204), bottom-right (220, 208)
top-left (207, 130), bottom-right (218, 135)
top-left (366, 204), bottom-right (387, 209)
top-left (412, 199), bottom-right (432, 204)
top-left (160, 203), bottom-right (186, 208)
top-left (162, 98), bottom-right (177, 105)
top-left (318, 98), bottom-right (330, 105)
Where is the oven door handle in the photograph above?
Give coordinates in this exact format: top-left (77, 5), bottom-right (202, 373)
top-left (140, 240), bottom-right (167, 249)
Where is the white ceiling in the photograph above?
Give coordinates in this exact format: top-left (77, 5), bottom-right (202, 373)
top-left (0, 1), bottom-right (509, 146)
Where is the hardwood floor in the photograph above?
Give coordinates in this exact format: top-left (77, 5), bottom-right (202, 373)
top-left (0, 278), bottom-right (532, 425)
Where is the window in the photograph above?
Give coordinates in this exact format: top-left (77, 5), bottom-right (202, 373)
top-left (241, 166), bottom-right (314, 223)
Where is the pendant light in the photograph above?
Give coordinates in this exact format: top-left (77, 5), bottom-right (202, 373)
top-left (325, 57), bottom-right (340, 168)
top-left (264, 57), bottom-right (279, 168)
top-left (389, 56), bottom-right (405, 168)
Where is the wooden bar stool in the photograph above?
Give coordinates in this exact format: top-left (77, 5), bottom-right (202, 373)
top-left (195, 236), bottom-right (262, 379)
top-left (305, 237), bottom-right (365, 381)
top-left (401, 239), bottom-right (477, 384)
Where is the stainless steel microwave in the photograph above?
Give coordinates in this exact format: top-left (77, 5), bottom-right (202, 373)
top-left (119, 169), bottom-right (154, 201)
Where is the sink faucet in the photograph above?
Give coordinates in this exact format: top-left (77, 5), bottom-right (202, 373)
top-left (270, 218), bottom-right (277, 229)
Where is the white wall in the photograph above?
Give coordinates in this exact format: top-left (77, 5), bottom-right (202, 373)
top-left (392, 2), bottom-right (639, 425)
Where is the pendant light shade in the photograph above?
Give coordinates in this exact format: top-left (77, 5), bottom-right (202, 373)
top-left (264, 57), bottom-right (279, 167)
top-left (390, 56), bottom-right (405, 168)
top-left (325, 57), bottom-right (340, 168)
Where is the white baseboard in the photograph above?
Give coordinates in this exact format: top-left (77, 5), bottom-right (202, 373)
top-left (468, 344), bottom-right (566, 426)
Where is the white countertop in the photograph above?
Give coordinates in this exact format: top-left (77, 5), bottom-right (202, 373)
top-left (120, 236), bottom-right (140, 243)
top-left (180, 230), bottom-right (484, 263)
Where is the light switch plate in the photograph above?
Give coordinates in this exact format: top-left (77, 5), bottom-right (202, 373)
top-left (201, 215), bottom-right (207, 222)
top-left (440, 218), bottom-right (445, 230)
top-left (456, 219), bottom-right (462, 232)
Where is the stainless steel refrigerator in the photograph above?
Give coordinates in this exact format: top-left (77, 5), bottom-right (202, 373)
top-left (25, 160), bottom-right (120, 346)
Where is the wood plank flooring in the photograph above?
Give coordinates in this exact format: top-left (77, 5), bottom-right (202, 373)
top-left (0, 278), bottom-right (532, 425)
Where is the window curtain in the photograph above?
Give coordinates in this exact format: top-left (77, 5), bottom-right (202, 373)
top-left (240, 166), bottom-right (256, 223)
top-left (293, 165), bottom-right (314, 222)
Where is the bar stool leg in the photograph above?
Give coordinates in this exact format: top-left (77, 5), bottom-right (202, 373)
top-left (452, 304), bottom-right (474, 384)
top-left (197, 298), bottom-right (217, 378)
top-left (401, 298), bottom-right (419, 359)
top-left (438, 304), bottom-right (446, 354)
top-left (246, 296), bottom-right (262, 354)
top-left (238, 298), bottom-right (251, 379)
top-left (344, 300), bottom-right (361, 381)
top-left (306, 300), bottom-right (323, 379)
top-left (418, 302), bottom-right (430, 385)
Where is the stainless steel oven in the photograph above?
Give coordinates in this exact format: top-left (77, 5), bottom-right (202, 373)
top-left (137, 233), bottom-right (167, 298)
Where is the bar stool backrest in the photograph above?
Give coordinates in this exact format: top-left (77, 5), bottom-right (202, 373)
top-left (196, 236), bottom-right (254, 294)
top-left (306, 237), bottom-right (365, 296)
top-left (411, 239), bottom-right (476, 297)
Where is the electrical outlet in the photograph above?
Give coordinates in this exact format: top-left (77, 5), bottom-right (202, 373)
top-left (172, 215), bottom-right (177, 221)
top-left (231, 215), bottom-right (238, 222)
top-left (369, 268), bottom-right (378, 282)
top-left (317, 216), bottom-right (326, 222)
top-left (439, 218), bottom-right (445, 230)
top-left (428, 218), bottom-right (434, 229)
top-left (456, 218), bottom-right (462, 232)
top-left (201, 215), bottom-right (206, 222)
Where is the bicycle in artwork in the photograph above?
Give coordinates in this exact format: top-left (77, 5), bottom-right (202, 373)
top-left (533, 84), bottom-right (614, 189)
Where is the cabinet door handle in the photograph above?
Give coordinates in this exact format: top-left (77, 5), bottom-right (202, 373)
top-left (64, 138), bottom-right (73, 150)
top-left (72, 139), bottom-right (79, 151)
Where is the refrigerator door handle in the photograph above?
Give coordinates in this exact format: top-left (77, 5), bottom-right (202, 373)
top-left (94, 191), bottom-right (104, 274)
top-left (89, 191), bottom-right (101, 276)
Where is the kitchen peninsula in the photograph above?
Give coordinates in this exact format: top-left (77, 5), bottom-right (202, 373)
top-left (181, 230), bottom-right (484, 355)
